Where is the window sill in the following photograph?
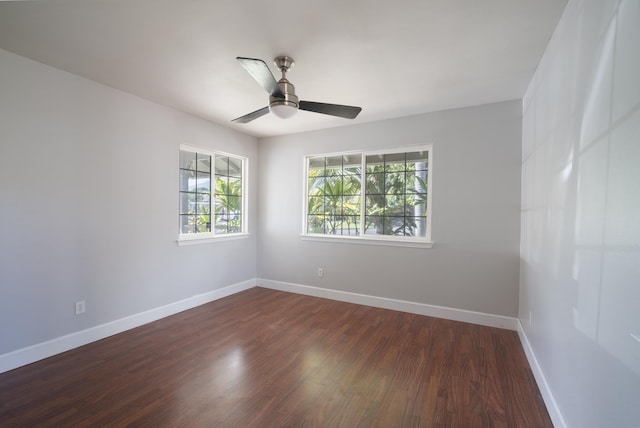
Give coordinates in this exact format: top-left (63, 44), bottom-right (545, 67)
top-left (177, 233), bottom-right (250, 246)
top-left (300, 234), bottom-right (433, 248)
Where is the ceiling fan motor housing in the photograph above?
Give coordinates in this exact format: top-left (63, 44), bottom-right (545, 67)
top-left (270, 78), bottom-right (298, 109)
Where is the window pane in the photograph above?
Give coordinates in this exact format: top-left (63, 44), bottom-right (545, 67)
top-left (196, 154), bottom-right (211, 173)
top-left (307, 215), bottom-right (324, 233)
top-left (385, 171), bottom-right (405, 194)
top-left (308, 174), bottom-right (324, 194)
top-left (180, 215), bottom-right (196, 234)
top-left (343, 174), bottom-right (361, 195)
top-left (384, 152), bottom-right (405, 171)
top-left (214, 213), bottom-right (241, 234)
top-left (214, 156), bottom-right (229, 175)
top-left (215, 214), bottom-right (227, 233)
top-left (324, 196), bottom-right (341, 216)
top-left (228, 216), bottom-right (242, 233)
top-left (405, 217), bottom-right (427, 237)
top-left (343, 154), bottom-right (361, 176)
top-left (407, 192), bottom-right (427, 212)
top-left (407, 170), bottom-right (428, 194)
top-left (364, 216), bottom-right (384, 234)
top-left (308, 157), bottom-right (325, 175)
top-left (406, 151), bottom-right (428, 171)
top-left (323, 175), bottom-right (341, 195)
top-left (402, 216), bottom-right (419, 236)
top-left (196, 200), bottom-right (210, 215)
top-left (366, 173), bottom-right (384, 194)
top-left (215, 175), bottom-right (228, 195)
top-left (180, 150), bottom-right (196, 170)
top-left (340, 216), bottom-right (360, 235)
top-left (324, 215), bottom-right (340, 234)
top-left (214, 202), bottom-right (225, 215)
top-left (226, 196), bottom-right (242, 214)
top-left (196, 173), bottom-right (211, 192)
top-left (342, 196), bottom-right (360, 217)
top-left (228, 157), bottom-right (242, 177)
top-left (180, 192), bottom-right (196, 215)
top-left (387, 216), bottom-right (405, 235)
top-left (365, 194), bottom-right (384, 216)
top-left (384, 194), bottom-right (404, 214)
top-left (179, 169), bottom-right (196, 192)
top-left (325, 155), bottom-right (342, 176)
top-left (366, 154), bottom-right (384, 173)
top-left (196, 215), bottom-right (211, 233)
top-left (308, 196), bottom-right (324, 215)
top-left (228, 176), bottom-right (242, 196)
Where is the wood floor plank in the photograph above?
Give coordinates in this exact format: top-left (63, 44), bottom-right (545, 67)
top-left (0, 288), bottom-right (552, 427)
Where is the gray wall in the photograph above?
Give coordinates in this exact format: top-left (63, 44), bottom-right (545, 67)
top-left (520, 0), bottom-right (640, 426)
top-left (0, 49), bottom-right (258, 355)
top-left (258, 100), bottom-right (522, 317)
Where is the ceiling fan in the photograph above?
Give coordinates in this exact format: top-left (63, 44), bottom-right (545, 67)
top-left (232, 56), bottom-right (362, 123)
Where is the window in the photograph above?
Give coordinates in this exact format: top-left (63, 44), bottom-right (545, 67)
top-left (305, 146), bottom-right (432, 244)
top-left (179, 145), bottom-right (247, 242)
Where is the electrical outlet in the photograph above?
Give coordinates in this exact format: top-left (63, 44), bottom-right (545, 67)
top-left (75, 300), bottom-right (86, 315)
top-left (317, 268), bottom-right (324, 278)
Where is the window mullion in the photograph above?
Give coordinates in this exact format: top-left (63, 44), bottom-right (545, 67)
top-left (214, 155), bottom-right (218, 236)
top-left (360, 153), bottom-right (365, 237)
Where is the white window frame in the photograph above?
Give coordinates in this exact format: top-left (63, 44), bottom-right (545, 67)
top-left (177, 144), bottom-right (248, 246)
top-left (302, 145), bottom-right (433, 248)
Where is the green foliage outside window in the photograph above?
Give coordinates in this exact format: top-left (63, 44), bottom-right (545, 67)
top-left (179, 149), bottom-right (244, 235)
top-left (307, 150), bottom-right (428, 238)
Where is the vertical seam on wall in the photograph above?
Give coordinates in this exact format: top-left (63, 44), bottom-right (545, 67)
top-left (594, 4), bottom-right (620, 343)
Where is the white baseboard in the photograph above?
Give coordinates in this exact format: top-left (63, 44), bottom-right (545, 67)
top-left (258, 279), bottom-right (518, 330)
top-left (0, 279), bottom-right (256, 374)
top-left (517, 320), bottom-right (566, 428)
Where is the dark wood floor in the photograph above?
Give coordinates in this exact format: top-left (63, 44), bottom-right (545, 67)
top-left (0, 287), bottom-right (552, 427)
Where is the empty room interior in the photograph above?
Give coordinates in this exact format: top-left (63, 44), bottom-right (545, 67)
top-left (0, 0), bottom-right (639, 427)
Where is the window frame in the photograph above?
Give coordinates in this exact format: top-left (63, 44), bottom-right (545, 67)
top-left (302, 145), bottom-right (433, 247)
top-left (177, 144), bottom-right (248, 245)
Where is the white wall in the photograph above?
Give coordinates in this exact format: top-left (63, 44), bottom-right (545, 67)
top-left (258, 100), bottom-right (522, 317)
top-left (0, 49), bottom-right (258, 356)
top-left (520, 0), bottom-right (640, 426)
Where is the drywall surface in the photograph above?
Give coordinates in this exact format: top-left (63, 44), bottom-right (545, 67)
top-left (258, 100), bottom-right (522, 317)
top-left (520, 0), bottom-right (640, 426)
top-left (0, 49), bottom-right (258, 355)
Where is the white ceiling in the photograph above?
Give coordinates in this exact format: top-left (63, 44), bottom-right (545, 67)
top-left (0, 0), bottom-right (567, 138)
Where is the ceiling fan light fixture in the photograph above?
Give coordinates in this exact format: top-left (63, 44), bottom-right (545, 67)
top-left (269, 99), bottom-right (298, 119)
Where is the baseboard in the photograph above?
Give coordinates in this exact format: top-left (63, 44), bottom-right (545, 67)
top-left (258, 279), bottom-right (518, 330)
top-left (0, 279), bottom-right (256, 374)
top-left (517, 320), bottom-right (566, 428)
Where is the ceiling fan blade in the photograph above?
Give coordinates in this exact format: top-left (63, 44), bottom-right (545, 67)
top-left (299, 101), bottom-right (362, 119)
top-left (236, 57), bottom-right (283, 97)
top-left (231, 106), bottom-right (270, 123)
